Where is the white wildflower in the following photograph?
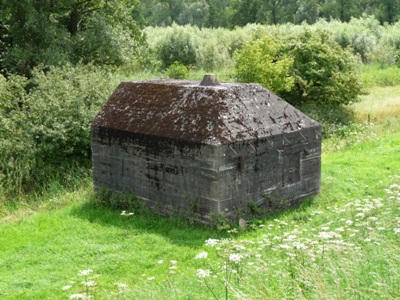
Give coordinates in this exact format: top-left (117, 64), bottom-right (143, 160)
top-left (234, 244), bottom-right (246, 251)
top-left (157, 260), bottom-right (164, 264)
top-left (121, 211), bottom-right (126, 216)
top-left (78, 269), bottom-right (93, 276)
top-left (279, 244), bottom-right (291, 250)
top-left (116, 283), bottom-right (128, 289)
top-left (195, 252), bottom-right (208, 259)
top-left (62, 285), bottom-right (72, 291)
top-left (294, 243), bottom-right (307, 250)
top-left (170, 260), bottom-right (177, 265)
top-left (285, 235), bottom-right (297, 241)
top-left (197, 269), bottom-right (211, 278)
top-left (147, 276), bottom-right (155, 281)
top-left (81, 281), bottom-right (96, 287)
top-left (394, 228), bottom-right (400, 234)
top-left (229, 253), bottom-right (243, 263)
top-left (316, 231), bottom-right (341, 239)
top-left (205, 238), bottom-right (219, 247)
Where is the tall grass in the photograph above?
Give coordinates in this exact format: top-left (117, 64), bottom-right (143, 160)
top-left (361, 64), bottom-right (400, 87)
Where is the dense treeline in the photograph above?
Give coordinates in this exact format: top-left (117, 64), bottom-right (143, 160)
top-left (140, 0), bottom-right (400, 28)
top-left (0, 0), bottom-right (144, 76)
top-left (2, 1), bottom-right (400, 77)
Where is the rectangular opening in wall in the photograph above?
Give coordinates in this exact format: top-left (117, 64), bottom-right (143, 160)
top-left (282, 152), bottom-right (301, 187)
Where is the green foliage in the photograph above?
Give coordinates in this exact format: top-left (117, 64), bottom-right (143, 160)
top-left (235, 30), bottom-right (364, 107)
top-left (0, 0), bottom-right (143, 75)
top-left (167, 61), bottom-right (189, 79)
top-left (234, 35), bottom-right (294, 93)
top-left (196, 33), bottom-right (232, 72)
top-left (157, 24), bottom-right (198, 69)
top-left (283, 30), bottom-right (364, 106)
top-left (94, 188), bottom-right (146, 213)
top-left (70, 15), bottom-right (138, 66)
top-left (361, 64), bottom-right (400, 87)
top-left (0, 65), bottom-right (117, 194)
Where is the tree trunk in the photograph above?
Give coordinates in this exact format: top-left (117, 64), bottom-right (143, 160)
top-left (68, 7), bottom-right (81, 36)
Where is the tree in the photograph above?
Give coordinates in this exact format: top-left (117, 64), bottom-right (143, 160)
top-left (259, 0), bottom-right (297, 25)
top-left (0, 0), bottom-right (143, 75)
top-left (205, 0), bottom-right (231, 28)
top-left (235, 31), bottom-right (363, 107)
top-left (235, 35), bottom-right (294, 93)
top-left (378, 0), bottom-right (400, 24)
top-left (294, 0), bottom-right (321, 24)
top-left (230, 0), bottom-right (259, 27)
top-left (320, 0), bottom-right (357, 22)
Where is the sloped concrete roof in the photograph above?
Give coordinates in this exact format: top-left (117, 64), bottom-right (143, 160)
top-left (93, 79), bottom-right (319, 145)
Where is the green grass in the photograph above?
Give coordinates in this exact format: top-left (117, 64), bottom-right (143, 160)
top-left (352, 85), bottom-right (400, 128)
top-left (1, 132), bottom-right (399, 299)
top-left (360, 64), bottom-right (400, 87)
top-left (1, 84), bottom-right (400, 299)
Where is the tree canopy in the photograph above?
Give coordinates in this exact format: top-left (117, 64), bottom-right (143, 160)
top-left (139, 0), bottom-right (400, 28)
top-left (0, 0), bottom-right (143, 76)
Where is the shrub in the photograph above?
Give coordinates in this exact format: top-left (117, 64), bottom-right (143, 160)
top-left (235, 30), bottom-right (364, 107)
top-left (196, 34), bottom-right (232, 72)
top-left (282, 30), bottom-right (364, 106)
top-left (157, 24), bottom-right (198, 69)
top-left (167, 61), bottom-right (189, 79)
top-left (0, 73), bottom-right (33, 193)
top-left (234, 35), bottom-right (294, 93)
top-left (0, 65), bottom-right (118, 194)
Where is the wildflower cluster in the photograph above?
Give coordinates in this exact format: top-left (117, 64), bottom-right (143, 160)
top-left (62, 269), bottom-right (100, 300)
top-left (62, 269), bottom-right (131, 299)
top-left (190, 175), bottom-right (400, 298)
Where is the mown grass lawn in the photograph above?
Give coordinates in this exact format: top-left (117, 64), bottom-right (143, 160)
top-left (1, 87), bottom-right (400, 299)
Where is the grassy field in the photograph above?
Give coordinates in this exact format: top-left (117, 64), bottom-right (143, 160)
top-left (0, 86), bottom-right (400, 299)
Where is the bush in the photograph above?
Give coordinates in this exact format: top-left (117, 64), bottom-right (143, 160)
top-left (282, 30), bottom-right (364, 106)
top-left (234, 35), bottom-right (294, 93)
top-left (235, 30), bottom-right (364, 107)
top-left (167, 61), bottom-right (189, 79)
top-left (157, 24), bottom-right (198, 69)
top-left (0, 65), bottom-right (118, 194)
top-left (196, 33), bottom-right (232, 72)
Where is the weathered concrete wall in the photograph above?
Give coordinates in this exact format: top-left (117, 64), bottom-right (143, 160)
top-left (92, 124), bottom-right (321, 224)
top-left (215, 126), bottom-right (321, 220)
top-left (92, 126), bottom-right (222, 222)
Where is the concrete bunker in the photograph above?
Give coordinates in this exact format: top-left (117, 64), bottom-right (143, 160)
top-left (91, 75), bottom-right (322, 224)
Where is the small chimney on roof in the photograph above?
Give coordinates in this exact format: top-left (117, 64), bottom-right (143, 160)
top-left (200, 74), bottom-right (220, 86)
